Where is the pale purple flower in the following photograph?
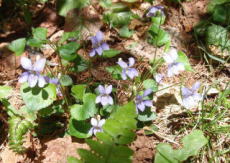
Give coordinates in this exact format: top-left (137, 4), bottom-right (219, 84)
top-left (96, 85), bottom-right (113, 106)
top-left (154, 73), bottom-right (164, 84)
top-left (163, 48), bottom-right (185, 77)
top-left (89, 31), bottom-right (110, 57)
top-left (182, 82), bottom-right (202, 109)
top-left (117, 57), bottom-right (138, 80)
top-left (88, 118), bottom-right (105, 136)
top-left (135, 89), bottom-right (153, 113)
top-left (19, 57), bottom-right (46, 87)
top-left (146, 6), bottom-right (164, 17)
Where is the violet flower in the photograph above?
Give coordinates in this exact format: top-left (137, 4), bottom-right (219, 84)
top-left (117, 57), bottom-right (138, 80)
top-left (135, 89), bottom-right (153, 113)
top-left (182, 82), bottom-right (202, 109)
top-left (19, 56), bottom-right (46, 88)
top-left (96, 85), bottom-right (113, 106)
top-left (163, 48), bottom-right (185, 77)
top-left (146, 6), bottom-right (164, 17)
top-left (88, 118), bottom-right (105, 136)
top-left (89, 31), bottom-right (110, 57)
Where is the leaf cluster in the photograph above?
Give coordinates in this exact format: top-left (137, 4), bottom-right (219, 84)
top-left (154, 130), bottom-right (208, 163)
top-left (68, 102), bottom-right (137, 163)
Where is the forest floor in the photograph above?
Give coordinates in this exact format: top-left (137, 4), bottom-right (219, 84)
top-left (0, 0), bottom-right (229, 163)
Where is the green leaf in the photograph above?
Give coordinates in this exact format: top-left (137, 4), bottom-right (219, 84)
top-left (60, 75), bottom-right (73, 86)
top-left (149, 24), bottom-right (171, 47)
top-left (57, 0), bottom-right (90, 16)
top-left (70, 93), bottom-right (97, 120)
top-left (138, 108), bottom-right (156, 122)
top-left (106, 65), bottom-right (122, 80)
top-left (75, 102), bottom-right (137, 162)
top-left (143, 79), bottom-right (158, 92)
top-left (59, 30), bottom-right (80, 44)
top-left (67, 156), bottom-right (81, 163)
top-left (174, 130), bottom-right (208, 161)
top-left (207, 0), bottom-right (230, 12)
top-left (20, 83), bottom-right (56, 111)
top-left (71, 84), bottom-right (87, 101)
top-left (0, 85), bottom-right (12, 99)
top-left (99, 0), bottom-right (112, 8)
top-left (68, 118), bottom-right (92, 138)
top-left (58, 42), bottom-right (80, 61)
top-left (118, 26), bottom-right (134, 38)
top-left (176, 51), bottom-right (193, 71)
top-left (151, 15), bottom-right (166, 25)
top-left (8, 38), bottom-right (26, 56)
top-left (32, 27), bottom-right (47, 41)
top-left (205, 24), bottom-right (230, 50)
top-left (154, 130), bottom-right (208, 163)
top-left (27, 38), bottom-right (43, 48)
top-left (100, 102), bottom-right (137, 144)
top-left (104, 11), bottom-right (133, 28)
top-left (155, 143), bottom-right (178, 163)
top-left (102, 49), bottom-right (121, 58)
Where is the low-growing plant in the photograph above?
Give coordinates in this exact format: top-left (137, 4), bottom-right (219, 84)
top-left (1, 1), bottom-right (212, 162)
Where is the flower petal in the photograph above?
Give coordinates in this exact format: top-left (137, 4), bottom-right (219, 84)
top-left (107, 96), bottom-right (113, 105)
top-left (117, 58), bottom-right (128, 69)
top-left (93, 128), bottom-right (102, 135)
top-left (88, 127), bottom-right (94, 135)
top-left (89, 49), bottom-right (96, 57)
top-left (38, 75), bottom-right (46, 87)
top-left (33, 58), bottom-right (46, 72)
top-left (137, 102), bottom-right (145, 112)
top-left (121, 70), bottom-right (127, 80)
top-left (96, 95), bottom-right (102, 104)
top-left (49, 78), bottom-right (59, 85)
top-left (95, 46), bottom-right (103, 56)
top-left (182, 96), bottom-right (195, 109)
top-left (101, 96), bottom-right (109, 106)
top-left (163, 48), bottom-right (178, 64)
top-left (28, 74), bottom-right (38, 87)
top-left (101, 42), bottom-right (109, 51)
top-left (143, 89), bottom-right (152, 97)
top-left (91, 118), bottom-right (98, 126)
top-left (98, 85), bottom-right (105, 94)
top-left (167, 62), bottom-right (184, 77)
top-left (128, 57), bottom-right (135, 67)
top-left (95, 31), bottom-right (104, 43)
top-left (105, 85), bottom-right (112, 94)
top-left (144, 100), bottom-right (153, 107)
top-left (146, 7), bottom-right (159, 17)
top-left (127, 68), bottom-right (138, 79)
top-left (18, 72), bottom-right (29, 83)
top-left (182, 87), bottom-right (193, 98)
top-left (91, 36), bottom-right (98, 46)
top-left (98, 119), bottom-right (105, 127)
top-left (21, 57), bottom-right (33, 70)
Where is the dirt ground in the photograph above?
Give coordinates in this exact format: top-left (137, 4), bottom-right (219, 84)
top-left (0, 0), bottom-right (229, 162)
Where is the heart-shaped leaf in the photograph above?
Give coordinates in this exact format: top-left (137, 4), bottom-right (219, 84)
top-left (8, 38), bottom-right (26, 56)
top-left (71, 84), bottom-right (87, 101)
top-left (68, 118), bottom-right (91, 138)
top-left (70, 93), bottom-right (97, 120)
top-left (58, 42), bottom-right (80, 61)
top-left (20, 83), bottom-right (56, 111)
